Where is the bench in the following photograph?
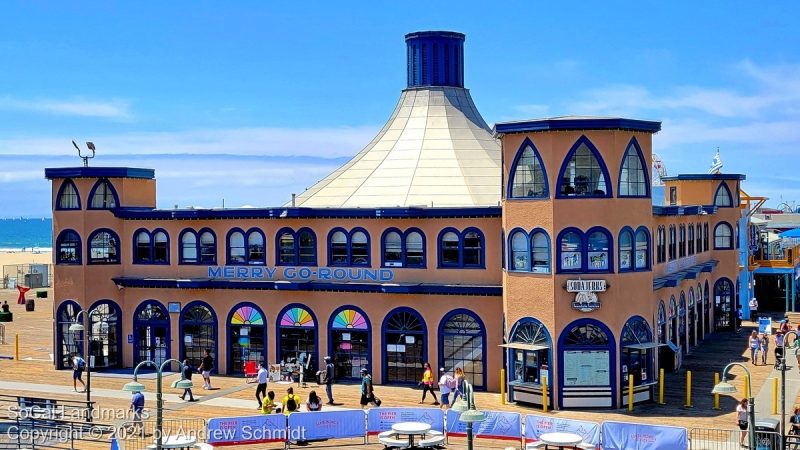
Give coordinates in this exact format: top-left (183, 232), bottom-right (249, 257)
top-left (418, 435), bottom-right (445, 448)
top-left (378, 431), bottom-right (411, 449)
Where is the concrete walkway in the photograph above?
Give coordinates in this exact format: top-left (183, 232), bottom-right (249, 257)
top-left (753, 361), bottom-right (800, 428)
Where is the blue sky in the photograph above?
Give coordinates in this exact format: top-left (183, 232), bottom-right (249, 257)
top-left (1, 1), bottom-right (799, 217)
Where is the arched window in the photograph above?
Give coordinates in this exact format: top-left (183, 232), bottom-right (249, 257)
top-left (463, 230), bottom-right (483, 267)
top-left (180, 230), bottom-right (198, 264)
top-left (688, 287), bottom-right (697, 347)
top-left (507, 318), bottom-right (551, 397)
top-left (134, 301), bottom-right (170, 366)
top-left (134, 229), bottom-right (152, 263)
top-left (56, 230), bottom-right (81, 264)
top-left (180, 302), bottom-right (217, 370)
top-left (404, 230), bottom-right (425, 267)
top-left (383, 308), bottom-right (426, 384)
top-left (277, 305), bottom-right (318, 376)
top-left (383, 230), bottom-right (403, 266)
top-left (559, 230), bottom-right (582, 272)
top-left (679, 225), bottom-right (686, 258)
top-left (88, 229), bottom-right (119, 264)
top-left (330, 231), bottom-right (347, 264)
top-left (298, 229), bottom-right (316, 265)
top-left (440, 310), bottom-right (486, 389)
top-left (56, 301), bottom-right (81, 369)
top-left (227, 231), bottom-right (245, 264)
top-left (56, 179), bottom-right (80, 210)
top-left (696, 224), bottom-right (702, 253)
top-left (657, 301), bottom-right (667, 344)
top-left (277, 228), bottom-right (316, 266)
top-left (620, 316), bottom-right (655, 388)
top-left (678, 292), bottom-right (687, 353)
top-left (587, 228), bottom-right (611, 271)
top-left (88, 179), bottom-right (118, 209)
top-left (703, 223), bottom-right (709, 252)
top-left (88, 300), bottom-right (122, 369)
top-left (669, 296), bottom-right (677, 346)
top-left (438, 228), bottom-right (484, 269)
top-left (227, 229), bottom-right (264, 265)
top-left (714, 223), bottom-right (733, 249)
top-left (228, 303), bottom-right (266, 375)
top-left (634, 227), bottom-right (649, 270)
top-left (153, 230), bottom-right (169, 264)
top-left (668, 225), bottom-right (676, 260)
top-left (735, 224), bottom-right (740, 249)
top-left (509, 140), bottom-right (548, 198)
top-left (688, 223), bottom-right (695, 255)
top-left (278, 231), bottom-right (295, 265)
top-left (558, 137), bottom-right (611, 198)
top-left (531, 230), bottom-right (551, 273)
top-left (381, 228), bottom-right (425, 268)
top-left (560, 320), bottom-right (614, 407)
top-left (199, 230), bottom-right (216, 264)
top-left (619, 229), bottom-right (633, 272)
top-left (714, 278), bottom-right (734, 330)
top-left (329, 306), bottom-right (370, 380)
top-left (510, 230), bottom-right (529, 271)
top-left (440, 231), bottom-right (460, 267)
top-left (351, 230), bottom-right (369, 265)
top-left (618, 139), bottom-right (648, 197)
top-left (327, 228), bottom-right (370, 267)
top-left (656, 226), bottom-right (665, 264)
top-left (714, 182), bottom-right (733, 207)
top-left (247, 230), bottom-right (265, 264)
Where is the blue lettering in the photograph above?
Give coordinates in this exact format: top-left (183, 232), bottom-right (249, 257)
top-left (363, 269), bottom-right (377, 281)
top-left (298, 267), bottom-right (312, 279)
top-left (251, 267), bottom-right (264, 278)
top-left (208, 266), bottom-right (222, 278)
top-left (333, 268), bottom-right (347, 281)
top-left (284, 267), bottom-right (297, 279)
top-left (223, 266), bottom-right (235, 278)
top-left (348, 268), bottom-right (361, 280)
top-left (380, 269), bottom-right (394, 281)
top-left (265, 267), bottom-right (277, 279)
top-left (236, 267), bottom-right (248, 278)
top-left (318, 268), bottom-right (331, 280)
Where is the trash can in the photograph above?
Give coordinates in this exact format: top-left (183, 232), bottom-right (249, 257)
top-left (25, 298), bottom-right (35, 312)
top-left (754, 417), bottom-right (780, 450)
top-left (36, 290), bottom-right (47, 299)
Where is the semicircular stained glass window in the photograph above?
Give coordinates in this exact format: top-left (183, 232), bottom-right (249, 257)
top-left (331, 309), bottom-right (367, 329)
top-left (231, 305), bottom-right (264, 325)
top-left (280, 307), bottom-right (315, 328)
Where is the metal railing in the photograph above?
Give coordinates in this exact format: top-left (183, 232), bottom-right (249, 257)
top-left (2, 263), bottom-right (52, 289)
top-left (690, 427), bottom-right (781, 449)
top-left (116, 417), bottom-right (206, 450)
top-left (752, 244), bottom-right (800, 268)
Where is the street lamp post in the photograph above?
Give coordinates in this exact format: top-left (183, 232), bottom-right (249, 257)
top-left (712, 362), bottom-right (755, 450)
top-left (451, 380), bottom-right (486, 450)
top-left (122, 358), bottom-right (191, 450)
top-left (68, 309), bottom-right (105, 422)
top-left (779, 329), bottom-right (799, 450)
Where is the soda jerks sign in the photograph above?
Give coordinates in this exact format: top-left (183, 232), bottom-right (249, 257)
top-left (566, 279), bottom-right (607, 312)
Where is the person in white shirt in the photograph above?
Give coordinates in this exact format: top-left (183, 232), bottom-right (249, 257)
top-left (255, 362), bottom-right (268, 409)
top-left (749, 298), bottom-right (758, 322)
top-left (438, 368), bottom-right (454, 410)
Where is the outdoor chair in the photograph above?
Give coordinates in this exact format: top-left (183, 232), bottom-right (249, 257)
top-left (418, 435), bottom-right (445, 448)
top-left (244, 361), bottom-right (258, 383)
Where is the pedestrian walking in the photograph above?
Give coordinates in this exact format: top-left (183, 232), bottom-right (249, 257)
top-left (71, 353), bottom-right (86, 392)
top-left (450, 367), bottom-right (465, 407)
top-left (418, 362), bottom-right (439, 405)
top-left (760, 333), bottom-right (770, 366)
top-left (749, 297), bottom-right (759, 322)
top-left (179, 359), bottom-right (196, 402)
top-left (198, 349), bottom-right (214, 390)
top-left (360, 368), bottom-right (380, 409)
top-left (255, 362), bottom-right (268, 408)
top-left (776, 331), bottom-right (786, 366)
top-left (438, 368), bottom-right (455, 410)
top-left (736, 398), bottom-right (749, 447)
top-left (130, 390), bottom-right (145, 438)
top-left (749, 331), bottom-right (760, 365)
top-left (322, 356), bottom-right (335, 405)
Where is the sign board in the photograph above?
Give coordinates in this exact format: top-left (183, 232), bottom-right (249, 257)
top-left (208, 265), bottom-right (394, 283)
top-left (127, 334), bottom-right (133, 344)
top-left (566, 280), bottom-right (607, 293)
top-left (563, 350), bottom-right (609, 386)
top-left (207, 414), bottom-right (287, 445)
top-left (168, 302), bottom-right (181, 314)
top-left (601, 421), bottom-right (687, 450)
top-left (759, 317), bottom-right (772, 335)
top-left (446, 410), bottom-right (521, 440)
top-left (566, 280), bottom-right (606, 312)
top-left (288, 410), bottom-right (366, 441)
top-left (367, 408), bottom-right (444, 434)
top-left (525, 415), bottom-right (600, 446)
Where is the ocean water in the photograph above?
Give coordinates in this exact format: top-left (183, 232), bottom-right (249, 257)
top-left (0, 218), bottom-right (53, 251)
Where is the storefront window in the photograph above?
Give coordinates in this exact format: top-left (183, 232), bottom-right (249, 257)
top-left (621, 317), bottom-right (655, 387)
top-left (135, 301), bottom-right (169, 367)
top-left (181, 303), bottom-right (217, 370)
top-left (669, 296), bottom-right (677, 346)
top-left (657, 301), bottom-right (667, 344)
top-left (715, 278), bottom-right (734, 330)
top-left (229, 304), bottom-right (265, 375)
top-left (331, 308), bottom-right (370, 380)
top-left (562, 322), bottom-right (610, 387)
top-left (509, 319), bottom-right (551, 386)
top-left (57, 301), bottom-right (81, 369)
top-left (384, 309), bottom-right (425, 384)
top-left (441, 312), bottom-right (485, 389)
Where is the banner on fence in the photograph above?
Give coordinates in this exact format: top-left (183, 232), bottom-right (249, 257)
top-left (367, 407), bottom-right (445, 434)
top-left (525, 414), bottom-right (600, 446)
top-left (288, 410), bottom-right (366, 441)
top-left (207, 414), bottom-right (288, 446)
top-left (446, 410), bottom-right (521, 440)
top-left (601, 421), bottom-right (687, 450)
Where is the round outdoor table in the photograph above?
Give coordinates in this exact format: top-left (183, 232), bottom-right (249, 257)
top-left (147, 435), bottom-right (197, 449)
top-left (392, 422), bottom-right (432, 448)
top-left (538, 431), bottom-right (583, 449)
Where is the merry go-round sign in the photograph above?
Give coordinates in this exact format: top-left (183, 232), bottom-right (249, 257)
top-left (566, 279), bottom-right (607, 312)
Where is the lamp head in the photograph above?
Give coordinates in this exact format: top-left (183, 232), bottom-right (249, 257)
top-left (711, 379), bottom-right (738, 395)
top-left (459, 409), bottom-right (486, 423)
top-left (122, 380), bottom-right (146, 393)
top-left (172, 379), bottom-right (194, 390)
top-left (451, 397), bottom-right (469, 413)
top-left (69, 323), bottom-right (85, 332)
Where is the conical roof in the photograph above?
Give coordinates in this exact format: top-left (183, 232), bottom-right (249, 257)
top-left (292, 31), bottom-right (501, 208)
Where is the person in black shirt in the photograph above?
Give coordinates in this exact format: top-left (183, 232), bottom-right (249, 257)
top-left (198, 349), bottom-right (214, 390)
top-left (180, 359), bottom-right (196, 401)
top-left (1, 301), bottom-right (9, 313)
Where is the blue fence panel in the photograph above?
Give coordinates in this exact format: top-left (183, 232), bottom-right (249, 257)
top-left (367, 407), bottom-right (445, 434)
top-left (446, 409), bottom-right (522, 441)
top-left (601, 420), bottom-right (687, 450)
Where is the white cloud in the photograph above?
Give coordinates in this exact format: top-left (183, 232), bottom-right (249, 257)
top-left (0, 97), bottom-right (132, 119)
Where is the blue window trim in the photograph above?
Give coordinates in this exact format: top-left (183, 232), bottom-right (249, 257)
top-left (617, 137), bottom-right (651, 198)
top-left (56, 300), bottom-right (82, 369)
top-left (178, 228), bottom-right (198, 265)
top-left (635, 226), bottom-right (652, 271)
top-left (507, 227), bottom-right (530, 272)
top-left (557, 318), bottom-right (617, 409)
top-left (381, 306), bottom-right (428, 385)
top-left (620, 315), bottom-right (654, 343)
top-left (132, 300), bottom-right (171, 366)
top-left (197, 227), bottom-right (218, 265)
top-left (586, 226), bottom-right (614, 273)
top-left (55, 178), bottom-right (81, 210)
top-left (713, 221), bottom-right (734, 250)
top-left (55, 229), bottom-right (82, 265)
top-left (275, 303), bottom-right (319, 371)
top-left (275, 227), bottom-right (297, 266)
top-left (327, 227), bottom-right (371, 267)
top-left (132, 228), bottom-right (152, 264)
top-left (556, 227), bottom-right (584, 274)
top-left (461, 227), bottom-right (486, 269)
top-left (245, 227), bottom-right (267, 265)
top-left (179, 300), bottom-right (219, 374)
top-left (437, 227), bottom-right (462, 269)
top-left (87, 299), bottom-right (123, 368)
top-left (403, 227), bottom-right (427, 268)
top-left (296, 227), bottom-right (318, 267)
top-left (381, 227), bottom-right (404, 268)
top-left (87, 228), bottom-right (121, 265)
top-left (151, 228), bottom-right (171, 265)
top-left (507, 137), bottom-right (550, 200)
top-left (225, 227), bottom-right (247, 265)
top-left (327, 304), bottom-right (371, 380)
top-left (530, 228), bottom-right (552, 274)
top-left (713, 182), bottom-right (734, 208)
top-left (618, 227), bottom-right (635, 273)
top-left (555, 135), bottom-right (614, 199)
top-left (506, 317), bottom-right (553, 401)
top-left (226, 301), bottom-right (268, 375)
top-left (87, 178), bottom-right (120, 210)
top-left (438, 308), bottom-right (487, 391)
top-left (500, 229), bottom-right (506, 271)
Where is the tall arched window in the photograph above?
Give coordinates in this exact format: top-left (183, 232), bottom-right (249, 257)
top-left (679, 225), bottom-right (686, 258)
top-left (88, 229), bottom-right (119, 264)
top-left (688, 223), bottom-right (695, 255)
top-left (199, 230), bottom-right (216, 264)
top-left (688, 287), bottom-right (697, 347)
top-left (153, 230), bottom-right (169, 263)
top-left (56, 301), bottom-right (81, 369)
top-left (714, 278), bottom-right (734, 330)
top-left (351, 230), bottom-right (369, 265)
top-left (696, 224), bottom-right (702, 253)
top-left (440, 310), bottom-right (486, 389)
top-left (383, 230), bottom-right (403, 266)
top-left (634, 227), bottom-right (649, 270)
top-left (134, 301), bottom-right (170, 366)
top-left (559, 230), bottom-right (582, 272)
top-left (278, 231), bottom-right (296, 265)
top-left (297, 229), bottom-right (316, 265)
top-left (88, 300), bottom-right (122, 369)
top-left (618, 139), bottom-right (648, 197)
top-left (678, 292), bottom-right (687, 353)
top-left (134, 229), bottom-right (152, 263)
top-left (228, 303), bottom-right (266, 375)
top-left (557, 137), bottom-right (611, 198)
top-left (531, 230), bottom-right (551, 273)
top-left (668, 225), bottom-right (676, 260)
top-left (277, 305), bottom-right (317, 379)
top-left (509, 140), bottom-right (548, 198)
top-left (620, 316), bottom-right (655, 388)
top-left (714, 182), bottom-right (733, 207)
top-left (180, 302), bottom-right (217, 370)
top-left (510, 230), bottom-right (529, 271)
top-left (587, 228), bottom-right (612, 272)
top-left (703, 223), bottom-right (709, 252)
top-left (657, 301), bottom-right (667, 344)
top-left (248, 230), bottom-right (265, 264)
top-left (656, 226), bottom-right (665, 263)
top-left (88, 179), bottom-right (118, 209)
top-left (180, 230), bottom-right (198, 264)
top-left (669, 296), bottom-right (677, 346)
top-left (228, 230), bottom-right (246, 263)
top-left (404, 230), bottom-right (425, 267)
top-left (383, 308), bottom-right (426, 384)
top-left (560, 320), bottom-right (614, 407)
top-left (329, 306), bottom-right (370, 380)
top-left (507, 318), bottom-right (551, 402)
top-left (714, 223), bottom-right (734, 249)
top-left (440, 231), bottom-right (460, 267)
top-left (56, 179), bottom-right (81, 210)
top-left (56, 230), bottom-right (81, 264)
top-left (619, 228), bottom-right (633, 272)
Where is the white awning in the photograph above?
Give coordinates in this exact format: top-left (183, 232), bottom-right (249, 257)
top-left (623, 343), bottom-right (663, 350)
top-left (500, 343), bottom-right (550, 351)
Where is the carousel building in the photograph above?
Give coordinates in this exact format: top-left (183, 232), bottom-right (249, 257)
top-left (46, 31), bottom-right (748, 409)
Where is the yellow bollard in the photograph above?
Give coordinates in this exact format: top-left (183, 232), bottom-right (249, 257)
top-left (500, 369), bottom-right (506, 405)
top-left (15, 333), bottom-right (19, 360)
top-left (684, 370), bottom-right (693, 408)
top-left (628, 374), bottom-right (634, 411)
top-left (773, 377), bottom-right (778, 415)
top-left (542, 377), bottom-right (548, 413)
top-left (744, 375), bottom-right (749, 399)
top-left (658, 368), bottom-right (665, 405)
top-left (713, 372), bottom-right (721, 410)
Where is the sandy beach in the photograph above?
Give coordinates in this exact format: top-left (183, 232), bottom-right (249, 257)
top-left (0, 249), bottom-right (52, 267)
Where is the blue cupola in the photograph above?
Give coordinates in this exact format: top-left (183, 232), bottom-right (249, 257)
top-left (405, 31), bottom-right (465, 88)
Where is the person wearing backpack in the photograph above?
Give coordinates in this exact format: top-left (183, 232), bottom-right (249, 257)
top-left (359, 368), bottom-right (380, 409)
top-left (322, 356), bottom-right (335, 405)
top-left (179, 359), bottom-right (196, 402)
top-left (438, 368), bottom-right (455, 409)
top-left (71, 353), bottom-right (86, 392)
top-left (282, 387), bottom-right (301, 416)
